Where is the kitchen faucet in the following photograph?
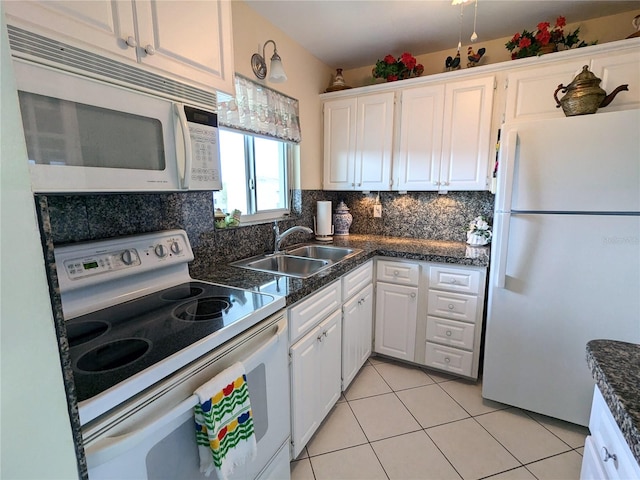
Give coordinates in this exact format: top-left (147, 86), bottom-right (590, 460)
top-left (273, 221), bottom-right (312, 254)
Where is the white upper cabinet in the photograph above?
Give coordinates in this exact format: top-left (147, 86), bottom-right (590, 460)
top-left (395, 84), bottom-right (445, 191)
top-left (4, 0), bottom-right (235, 95)
top-left (439, 75), bottom-right (495, 191)
top-left (323, 92), bottom-right (394, 191)
top-left (504, 45), bottom-right (640, 123)
top-left (395, 75), bottom-right (494, 192)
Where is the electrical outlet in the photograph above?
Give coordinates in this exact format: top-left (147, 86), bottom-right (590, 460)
top-left (373, 204), bottom-right (382, 218)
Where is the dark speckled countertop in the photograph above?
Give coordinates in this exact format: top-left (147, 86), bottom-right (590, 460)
top-left (586, 340), bottom-right (640, 465)
top-left (190, 234), bottom-right (490, 306)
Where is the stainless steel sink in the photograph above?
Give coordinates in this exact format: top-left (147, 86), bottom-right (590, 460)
top-left (231, 244), bottom-right (362, 278)
top-left (240, 255), bottom-right (329, 278)
top-left (286, 245), bottom-right (358, 262)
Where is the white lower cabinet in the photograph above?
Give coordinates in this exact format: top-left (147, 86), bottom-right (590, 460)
top-left (422, 264), bottom-right (486, 379)
top-left (342, 283), bottom-right (373, 390)
top-left (580, 386), bottom-right (640, 480)
top-left (374, 260), bottom-right (420, 362)
top-left (290, 309), bottom-right (341, 459)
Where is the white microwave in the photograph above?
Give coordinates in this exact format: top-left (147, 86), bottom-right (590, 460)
top-left (13, 59), bottom-right (221, 193)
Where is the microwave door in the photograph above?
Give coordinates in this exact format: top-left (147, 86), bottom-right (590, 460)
top-left (14, 59), bottom-right (181, 193)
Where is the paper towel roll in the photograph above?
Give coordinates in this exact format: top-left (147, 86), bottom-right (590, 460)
top-left (315, 201), bottom-right (333, 238)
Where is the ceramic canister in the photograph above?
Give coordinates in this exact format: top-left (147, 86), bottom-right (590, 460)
top-left (333, 201), bottom-right (353, 235)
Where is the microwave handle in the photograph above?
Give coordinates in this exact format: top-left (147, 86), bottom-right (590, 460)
top-left (173, 103), bottom-right (192, 189)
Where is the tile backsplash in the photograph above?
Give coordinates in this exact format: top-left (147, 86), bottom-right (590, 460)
top-left (38, 189), bottom-right (493, 272)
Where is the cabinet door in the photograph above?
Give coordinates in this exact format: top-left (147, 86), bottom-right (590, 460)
top-left (290, 327), bottom-right (321, 458)
top-left (4, 0), bottom-right (137, 62)
top-left (318, 310), bottom-right (342, 419)
top-left (504, 61), bottom-right (585, 123)
top-left (440, 75), bottom-right (494, 191)
top-left (323, 98), bottom-right (357, 190)
top-left (374, 282), bottom-right (418, 361)
top-left (395, 84), bottom-right (445, 191)
top-left (342, 283), bottom-right (373, 390)
top-left (355, 92), bottom-right (395, 191)
top-left (590, 49), bottom-right (640, 112)
top-left (134, 0), bottom-right (234, 94)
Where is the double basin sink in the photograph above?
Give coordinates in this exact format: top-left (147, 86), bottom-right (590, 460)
top-left (231, 244), bottom-right (362, 278)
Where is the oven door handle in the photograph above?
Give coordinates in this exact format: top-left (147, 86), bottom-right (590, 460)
top-left (85, 317), bottom-right (285, 469)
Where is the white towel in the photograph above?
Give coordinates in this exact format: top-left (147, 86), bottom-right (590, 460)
top-left (194, 362), bottom-right (257, 479)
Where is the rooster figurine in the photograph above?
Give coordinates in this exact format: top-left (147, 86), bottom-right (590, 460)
top-left (445, 50), bottom-right (461, 71)
top-left (467, 46), bottom-right (486, 68)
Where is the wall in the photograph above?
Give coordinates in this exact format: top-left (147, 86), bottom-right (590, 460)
top-left (231, 1), bottom-right (333, 190)
top-left (342, 9), bottom-right (640, 88)
top-left (0, 12), bottom-right (80, 480)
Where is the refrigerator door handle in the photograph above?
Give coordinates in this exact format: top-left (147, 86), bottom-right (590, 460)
top-left (493, 212), bottom-right (511, 288)
top-left (495, 129), bottom-right (518, 212)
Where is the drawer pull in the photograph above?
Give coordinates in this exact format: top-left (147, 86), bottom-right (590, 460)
top-left (448, 304), bottom-right (455, 310)
top-left (410, 292), bottom-right (416, 299)
top-left (393, 270), bottom-right (399, 276)
top-left (602, 446), bottom-right (617, 465)
top-left (444, 357), bottom-right (451, 363)
top-left (450, 279), bottom-right (458, 284)
top-left (317, 335), bottom-right (323, 343)
top-left (446, 330), bottom-right (452, 337)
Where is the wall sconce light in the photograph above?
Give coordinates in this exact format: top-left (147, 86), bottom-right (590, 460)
top-left (251, 40), bottom-right (287, 83)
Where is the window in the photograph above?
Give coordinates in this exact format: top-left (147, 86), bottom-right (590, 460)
top-left (214, 128), bottom-right (289, 223)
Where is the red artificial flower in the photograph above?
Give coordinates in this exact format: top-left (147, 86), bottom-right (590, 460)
top-left (400, 52), bottom-right (417, 70)
top-left (537, 22), bottom-right (550, 32)
top-left (511, 32), bottom-right (521, 43)
top-left (415, 64), bottom-right (424, 75)
top-left (518, 37), bottom-right (532, 49)
top-left (511, 52), bottom-right (517, 60)
top-left (384, 55), bottom-right (396, 64)
top-left (535, 29), bottom-right (552, 45)
top-left (386, 75), bottom-right (398, 82)
top-left (556, 16), bottom-right (566, 28)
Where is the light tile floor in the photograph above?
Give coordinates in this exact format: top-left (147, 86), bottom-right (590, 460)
top-left (290, 356), bottom-right (589, 480)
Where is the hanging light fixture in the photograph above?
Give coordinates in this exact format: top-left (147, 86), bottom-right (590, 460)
top-left (251, 40), bottom-right (287, 83)
top-left (470, 0), bottom-right (479, 41)
top-left (451, 0), bottom-right (479, 42)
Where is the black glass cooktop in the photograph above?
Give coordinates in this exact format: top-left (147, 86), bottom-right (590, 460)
top-left (66, 281), bottom-right (276, 402)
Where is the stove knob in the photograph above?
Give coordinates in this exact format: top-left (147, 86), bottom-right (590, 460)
top-left (121, 249), bottom-right (135, 265)
top-left (154, 244), bottom-right (168, 258)
top-left (170, 241), bottom-right (182, 255)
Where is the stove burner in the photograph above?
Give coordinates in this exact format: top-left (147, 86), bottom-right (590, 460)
top-left (174, 296), bottom-right (231, 321)
top-left (67, 321), bottom-right (109, 348)
top-left (160, 285), bottom-right (204, 301)
top-left (76, 338), bottom-right (151, 373)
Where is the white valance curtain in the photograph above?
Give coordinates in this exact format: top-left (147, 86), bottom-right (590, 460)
top-left (217, 74), bottom-right (301, 143)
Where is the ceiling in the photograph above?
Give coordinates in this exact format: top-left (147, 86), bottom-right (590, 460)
top-left (244, 1), bottom-right (640, 69)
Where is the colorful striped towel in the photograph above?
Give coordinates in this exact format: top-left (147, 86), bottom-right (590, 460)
top-left (194, 362), bottom-right (257, 479)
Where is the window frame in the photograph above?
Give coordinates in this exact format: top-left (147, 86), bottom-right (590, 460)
top-left (214, 127), bottom-right (291, 224)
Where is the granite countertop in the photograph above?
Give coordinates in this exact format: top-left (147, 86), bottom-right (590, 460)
top-left (190, 234), bottom-right (490, 306)
top-left (586, 339), bottom-right (640, 464)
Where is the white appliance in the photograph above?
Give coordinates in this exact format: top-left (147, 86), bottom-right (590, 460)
top-left (13, 59), bottom-right (221, 193)
top-left (54, 230), bottom-right (290, 479)
top-left (482, 109), bottom-right (640, 427)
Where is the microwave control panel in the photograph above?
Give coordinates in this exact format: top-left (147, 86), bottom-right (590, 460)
top-left (184, 106), bottom-right (221, 189)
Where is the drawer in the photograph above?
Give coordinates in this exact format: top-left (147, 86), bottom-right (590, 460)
top-left (426, 316), bottom-right (475, 350)
top-left (588, 386), bottom-right (640, 480)
top-left (427, 290), bottom-right (478, 323)
top-left (289, 280), bottom-right (341, 344)
top-left (429, 265), bottom-right (481, 294)
top-left (342, 261), bottom-right (373, 300)
top-left (425, 342), bottom-right (473, 377)
top-left (377, 260), bottom-right (420, 286)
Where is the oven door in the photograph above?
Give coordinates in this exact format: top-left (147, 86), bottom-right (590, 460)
top-left (84, 312), bottom-right (290, 480)
top-left (13, 59), bottom-right (183, 193)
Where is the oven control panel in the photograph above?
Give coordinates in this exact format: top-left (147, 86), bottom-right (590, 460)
top-left (55, 230), bottom-right (194, 288)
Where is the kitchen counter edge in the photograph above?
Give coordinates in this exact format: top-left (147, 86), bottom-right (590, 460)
top-left (586, 339), bottom-right (640, 465)
top-left (191, 234), bottom-right (490, 306)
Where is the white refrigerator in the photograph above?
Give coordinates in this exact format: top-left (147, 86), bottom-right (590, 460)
top-left (482, 108), bottom-right (640, 427)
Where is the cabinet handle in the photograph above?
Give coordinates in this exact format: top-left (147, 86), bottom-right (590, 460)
top-left (433, 181), bottom-right (440, 186)
top-left (410, 292), bottom-right (416, 299)
top-left (393, 270), bottom-right (399, 276)
top-left (450, 279), bottom-right (458, 285)
top-left (125, 36), bottom-right (137, 48)
top-left (317, 335), bottom-right (323, 343)
top-left (446, 330), bottom-right (452, 337)
top-left (602, 446), bottom-right (617, 464)
top-left (444, 357), bottom-right (451, 363)
top-left (323, 330), bottom-right (328, 337)
top-left (448, 304), bottom-right (455, 310)
top-left (442, 181), bottom-right (449, 186)
top-left (144, 44), bottom-right (156, 56)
